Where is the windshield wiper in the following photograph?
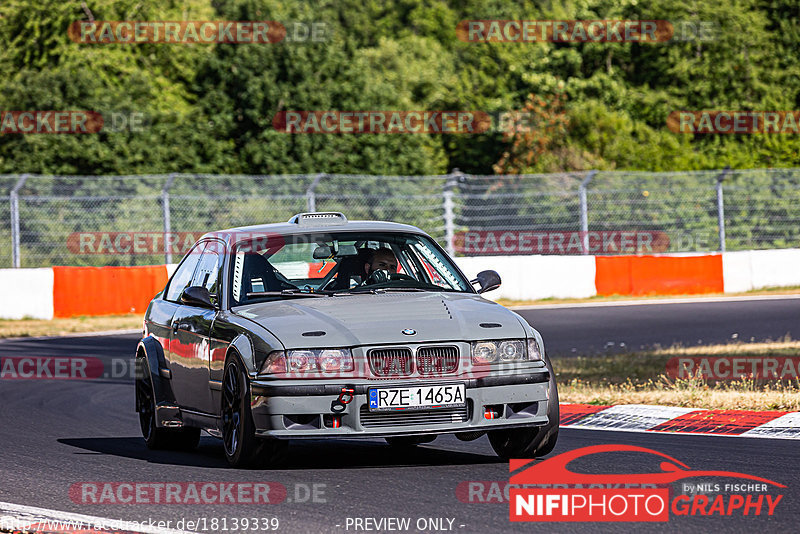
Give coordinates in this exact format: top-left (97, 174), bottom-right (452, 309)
top-left (331, 288), bottom-right (378, 295)
top-left (332, 286), bottom-right (429, 295)
top-left (246, 289), bottom-right (328, 298)
top-left (374, 287), bottom-right (427, 292)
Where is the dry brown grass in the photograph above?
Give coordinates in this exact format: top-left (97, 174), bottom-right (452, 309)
top-left (0, 314), bottom-right (142, 339)
top-left (552, 340), bottom-right (800, 410)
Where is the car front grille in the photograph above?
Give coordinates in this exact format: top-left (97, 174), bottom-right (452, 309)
top-left (417, 345), bottom-right (459, 375)
top-left (359, 404), bottom-right (470, 428)
top-left (368, 348), bottom-right (414, 377)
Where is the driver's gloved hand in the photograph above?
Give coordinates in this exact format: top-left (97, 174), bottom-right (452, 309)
top-left (371, 269), bottom-right (389, 283)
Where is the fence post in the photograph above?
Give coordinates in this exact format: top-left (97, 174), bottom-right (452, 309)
top-left (162, 173), bottom-right (177, 265)
top-left (443, 169), bottom-right (461, 257)
top-left (579, 170), bottom-right (597, 255)
top-left (306, 173), bottom-right (325, 212)
top-left (10, 174), bottom-right (30, 268)
top-left (716, 166), bottom-right (730, 253)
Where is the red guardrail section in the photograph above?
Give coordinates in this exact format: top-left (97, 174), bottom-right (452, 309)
top-left (53, 265), bottom-right (168, 318)
top-left (595, 254), bottom-right (724, 296)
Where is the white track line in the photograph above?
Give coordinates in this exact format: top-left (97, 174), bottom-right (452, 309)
top-left (0, 328), bottom-right (141, 343)
top-left (511, 293), bottom-right (800, 310)
top-left (0, 501), bottom-right (196, 534)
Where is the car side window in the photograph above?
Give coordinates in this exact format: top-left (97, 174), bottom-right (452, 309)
top-left (164, 242), bottom-right (205, 302)
top-left (191, 245), bottom-right (221, 303)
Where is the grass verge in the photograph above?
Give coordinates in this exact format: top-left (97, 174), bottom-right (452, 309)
top-left (0, 314), bottom-right (142, 339)
top-left (552, 340), bottom-right (800, 410)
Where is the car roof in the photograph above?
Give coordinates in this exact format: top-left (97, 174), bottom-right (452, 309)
top-left (198, 213), bottom-right (429, 246)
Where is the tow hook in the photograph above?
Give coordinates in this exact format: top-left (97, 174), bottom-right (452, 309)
top-left (330, 387), bottom-right (355, 413)
top-left (330, 387), bottom-right (355, 429)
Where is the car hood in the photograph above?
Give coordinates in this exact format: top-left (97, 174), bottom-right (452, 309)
top-left (233, 292), bottom-right (527, 349)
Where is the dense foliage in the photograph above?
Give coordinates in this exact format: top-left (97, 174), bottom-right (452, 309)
top-left (0, 0), bottom-right (798, 175)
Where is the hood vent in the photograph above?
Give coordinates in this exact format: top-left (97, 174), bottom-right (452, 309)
top-left (301, 330), bottom-right (326, 337)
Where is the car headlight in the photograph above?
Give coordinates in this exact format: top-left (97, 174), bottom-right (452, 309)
top-left (258, 348), bottom-right (354, 375)
top-left (471, 340), bottom-right (528, 364)
top-left (318, 349), bottom-right (354, 372)
top-left (472, 341), bottom-right (498, 364)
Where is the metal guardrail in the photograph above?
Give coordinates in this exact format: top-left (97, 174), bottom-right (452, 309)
top-left (1, 168), bottom-right (799, 267)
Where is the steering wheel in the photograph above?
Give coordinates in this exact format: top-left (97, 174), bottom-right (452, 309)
top-left (365, 270), bottom-right (416, 285)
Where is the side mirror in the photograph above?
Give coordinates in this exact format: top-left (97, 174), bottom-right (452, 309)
top-left (471, 270), bottom-right (501, 294)
top-left (181, 286), bottom-right (216, 308)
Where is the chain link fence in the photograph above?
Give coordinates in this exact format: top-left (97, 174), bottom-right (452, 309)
top-left (1, 169), bottom-right (798, 267)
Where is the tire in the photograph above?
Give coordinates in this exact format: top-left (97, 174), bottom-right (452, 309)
top-left (488, 354), bottom-right (559, 459)
top-left (385, 435), bottom-right (437, 447)
top-left (221, 355), bottom-right (286, 468)
top-left (135, 356), bottom-right (200, 451)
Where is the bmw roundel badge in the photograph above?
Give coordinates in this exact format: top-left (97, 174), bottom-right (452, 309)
top-left (402, 328), bottom-right (417, 336)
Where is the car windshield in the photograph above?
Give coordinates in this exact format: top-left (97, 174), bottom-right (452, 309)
top-left (229, 231), bottom-right (473, 305)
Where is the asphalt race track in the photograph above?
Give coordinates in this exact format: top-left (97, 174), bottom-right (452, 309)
top-left (0, 296), bottom-right (798, 533)
top-left (517, 296), bottom-right (800, 356)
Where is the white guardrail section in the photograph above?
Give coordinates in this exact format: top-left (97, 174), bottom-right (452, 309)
top-left (0, 268), bottom-right (54, 319)
top-left (0, 249), bottom-right (798, 319)
top-left (722, 249), bottom-right (800, 293)
top-left (455, 255), bottom-right (598, 301)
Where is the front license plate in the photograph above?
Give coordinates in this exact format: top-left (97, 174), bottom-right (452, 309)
top-left (368, 384), bottom-right (466, 412)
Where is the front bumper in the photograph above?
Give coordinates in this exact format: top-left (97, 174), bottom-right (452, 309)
top-left (249, 371), bottom-right (551, 438)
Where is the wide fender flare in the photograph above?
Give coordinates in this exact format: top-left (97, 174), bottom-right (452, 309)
top-left (136, 336), bottom-right (175, 407)
top-left (227, 334), bottom-right (257, 374)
